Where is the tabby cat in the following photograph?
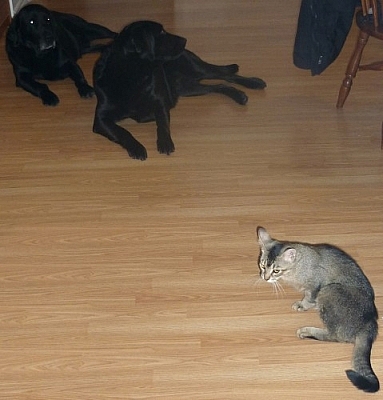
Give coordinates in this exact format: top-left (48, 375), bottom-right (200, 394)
top-left (257, 227), bottom-right (379, 393)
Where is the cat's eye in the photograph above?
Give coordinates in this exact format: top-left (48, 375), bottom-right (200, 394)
top-left (273, 269), bottom-right (281, 274)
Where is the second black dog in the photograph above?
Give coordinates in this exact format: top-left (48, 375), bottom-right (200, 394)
top-left (93, 20), bottom-right (266, 160)
top-left (6, 4), bottom-right (116, 106)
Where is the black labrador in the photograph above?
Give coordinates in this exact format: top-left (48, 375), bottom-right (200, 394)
top-left (93, 20), bottom-right (266, 160)
top-left (6, 4), bottom-right (116, 106)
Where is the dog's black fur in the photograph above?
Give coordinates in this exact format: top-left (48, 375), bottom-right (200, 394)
top-left (6, 4), bottom-right (116, 106)
top-left (93, 20), bottom-right (266, 160)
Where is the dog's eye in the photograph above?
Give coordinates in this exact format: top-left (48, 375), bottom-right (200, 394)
top-left (29, 19), bottom-right (34, 25)
top-left (160, 30), bottom-right (166, 35)
top-left (46, 18), bottom-right (51, 23)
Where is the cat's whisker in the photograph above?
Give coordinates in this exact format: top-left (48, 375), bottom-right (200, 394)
top-left (253, 277), bottom-right (264, 287)
top-left (275, 282), bottom-right (282, 298)
top-left (269, 280), bottom-right (285, 298)
top-left (276, 280), bottom-right (286, 296)
top-left (271, 282), bottom-right (280, 297)
top-left (250, 276), bottom-right (267, 295)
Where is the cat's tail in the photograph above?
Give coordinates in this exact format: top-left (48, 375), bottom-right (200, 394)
top-left (346, 333), bottom-right (379, 393)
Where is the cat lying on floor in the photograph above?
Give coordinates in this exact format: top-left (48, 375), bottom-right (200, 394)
top-left (256, 227), bottom-right (379, 393)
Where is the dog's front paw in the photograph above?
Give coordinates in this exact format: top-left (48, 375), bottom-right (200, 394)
top-left (157, 137), bottom-right (175, 155)
top-left (41, 90), bottom-right (59, 106)
top-left (127, 142), bottom-right (148, 161)
top-left (78, 84), bottom-right (95, 99)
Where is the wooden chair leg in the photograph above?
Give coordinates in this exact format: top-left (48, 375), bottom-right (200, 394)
top-left (336, 30), bottom-right (370, 108)
top-left (359, 60), bottom-right (383, 71)
top-left (381, 121), bottom-right (383, 150)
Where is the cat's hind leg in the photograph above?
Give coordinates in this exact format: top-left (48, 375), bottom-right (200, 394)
top-left (297, 327), bottom-right (336, 342)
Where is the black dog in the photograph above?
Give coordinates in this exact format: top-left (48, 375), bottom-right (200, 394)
top-left (93, 20), bottom-right (266, 160)
top-left (6, 4), bottom-right (116, 106)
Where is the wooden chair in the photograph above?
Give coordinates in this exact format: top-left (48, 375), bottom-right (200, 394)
top-left (337, 0), bottom-right (383, 108)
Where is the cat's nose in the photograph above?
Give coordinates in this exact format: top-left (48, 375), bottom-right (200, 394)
top-left (263, 270), bottom-right (272, 281)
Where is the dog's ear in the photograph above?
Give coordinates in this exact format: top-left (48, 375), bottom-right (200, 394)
top-left (6, 14), bottom-right (22, 47)
top-left (121, 30), bottom-right (155, 61)
top-left (121, 36), bottom-right (138, 55)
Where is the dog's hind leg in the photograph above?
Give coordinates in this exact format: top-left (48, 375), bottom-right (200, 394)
top-left (225, 75), bottom-right (266, 90)
top-left (93, 114), bottom-right (148, 160)
top-left (180, 50), bottom-right (239, 78)
top-left (179, 82), bottom-right (249, 105)
top-left (178, 50), bottom-right (266, 90)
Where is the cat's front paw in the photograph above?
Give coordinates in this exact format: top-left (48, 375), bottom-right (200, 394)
top-left (292, 301), bottom-right (307, 312)
top-left (297, 327), bottom-right (311, 339)
top-left (292, 299), bottom-right (316, 312)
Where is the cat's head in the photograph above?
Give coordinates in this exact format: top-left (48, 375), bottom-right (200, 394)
top-left (257, 227), bottom-right (297, 283)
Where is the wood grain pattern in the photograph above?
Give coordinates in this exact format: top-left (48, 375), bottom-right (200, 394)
top-left (0, 1), bottom-right (383, 399)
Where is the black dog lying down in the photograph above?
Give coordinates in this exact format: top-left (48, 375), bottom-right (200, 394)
top-left (93, 20), bottom-right (266, 160)
top-left (6, 4), bottom-right (116, 106)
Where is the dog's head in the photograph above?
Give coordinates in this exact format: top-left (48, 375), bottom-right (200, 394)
top-left (9, 4), bottom-right (57, 55)
top-left (118, 21), bottom-right (186, 61)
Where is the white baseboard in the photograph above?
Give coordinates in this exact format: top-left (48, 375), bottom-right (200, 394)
top-left (9, 0), bottom-right (30, 17)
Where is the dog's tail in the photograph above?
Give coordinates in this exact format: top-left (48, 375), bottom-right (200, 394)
top-left (82, 31), bottom-right (117, 54)
top-left (346, 333), bottom-right (379, 393)
top-left (83, 42), bottom-right (112, 54)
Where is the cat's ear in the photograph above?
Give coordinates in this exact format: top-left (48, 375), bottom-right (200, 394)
top-left (257, 227), bottom-right (272, 248)
top-left (281, 248), bottom-right (296, 264)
